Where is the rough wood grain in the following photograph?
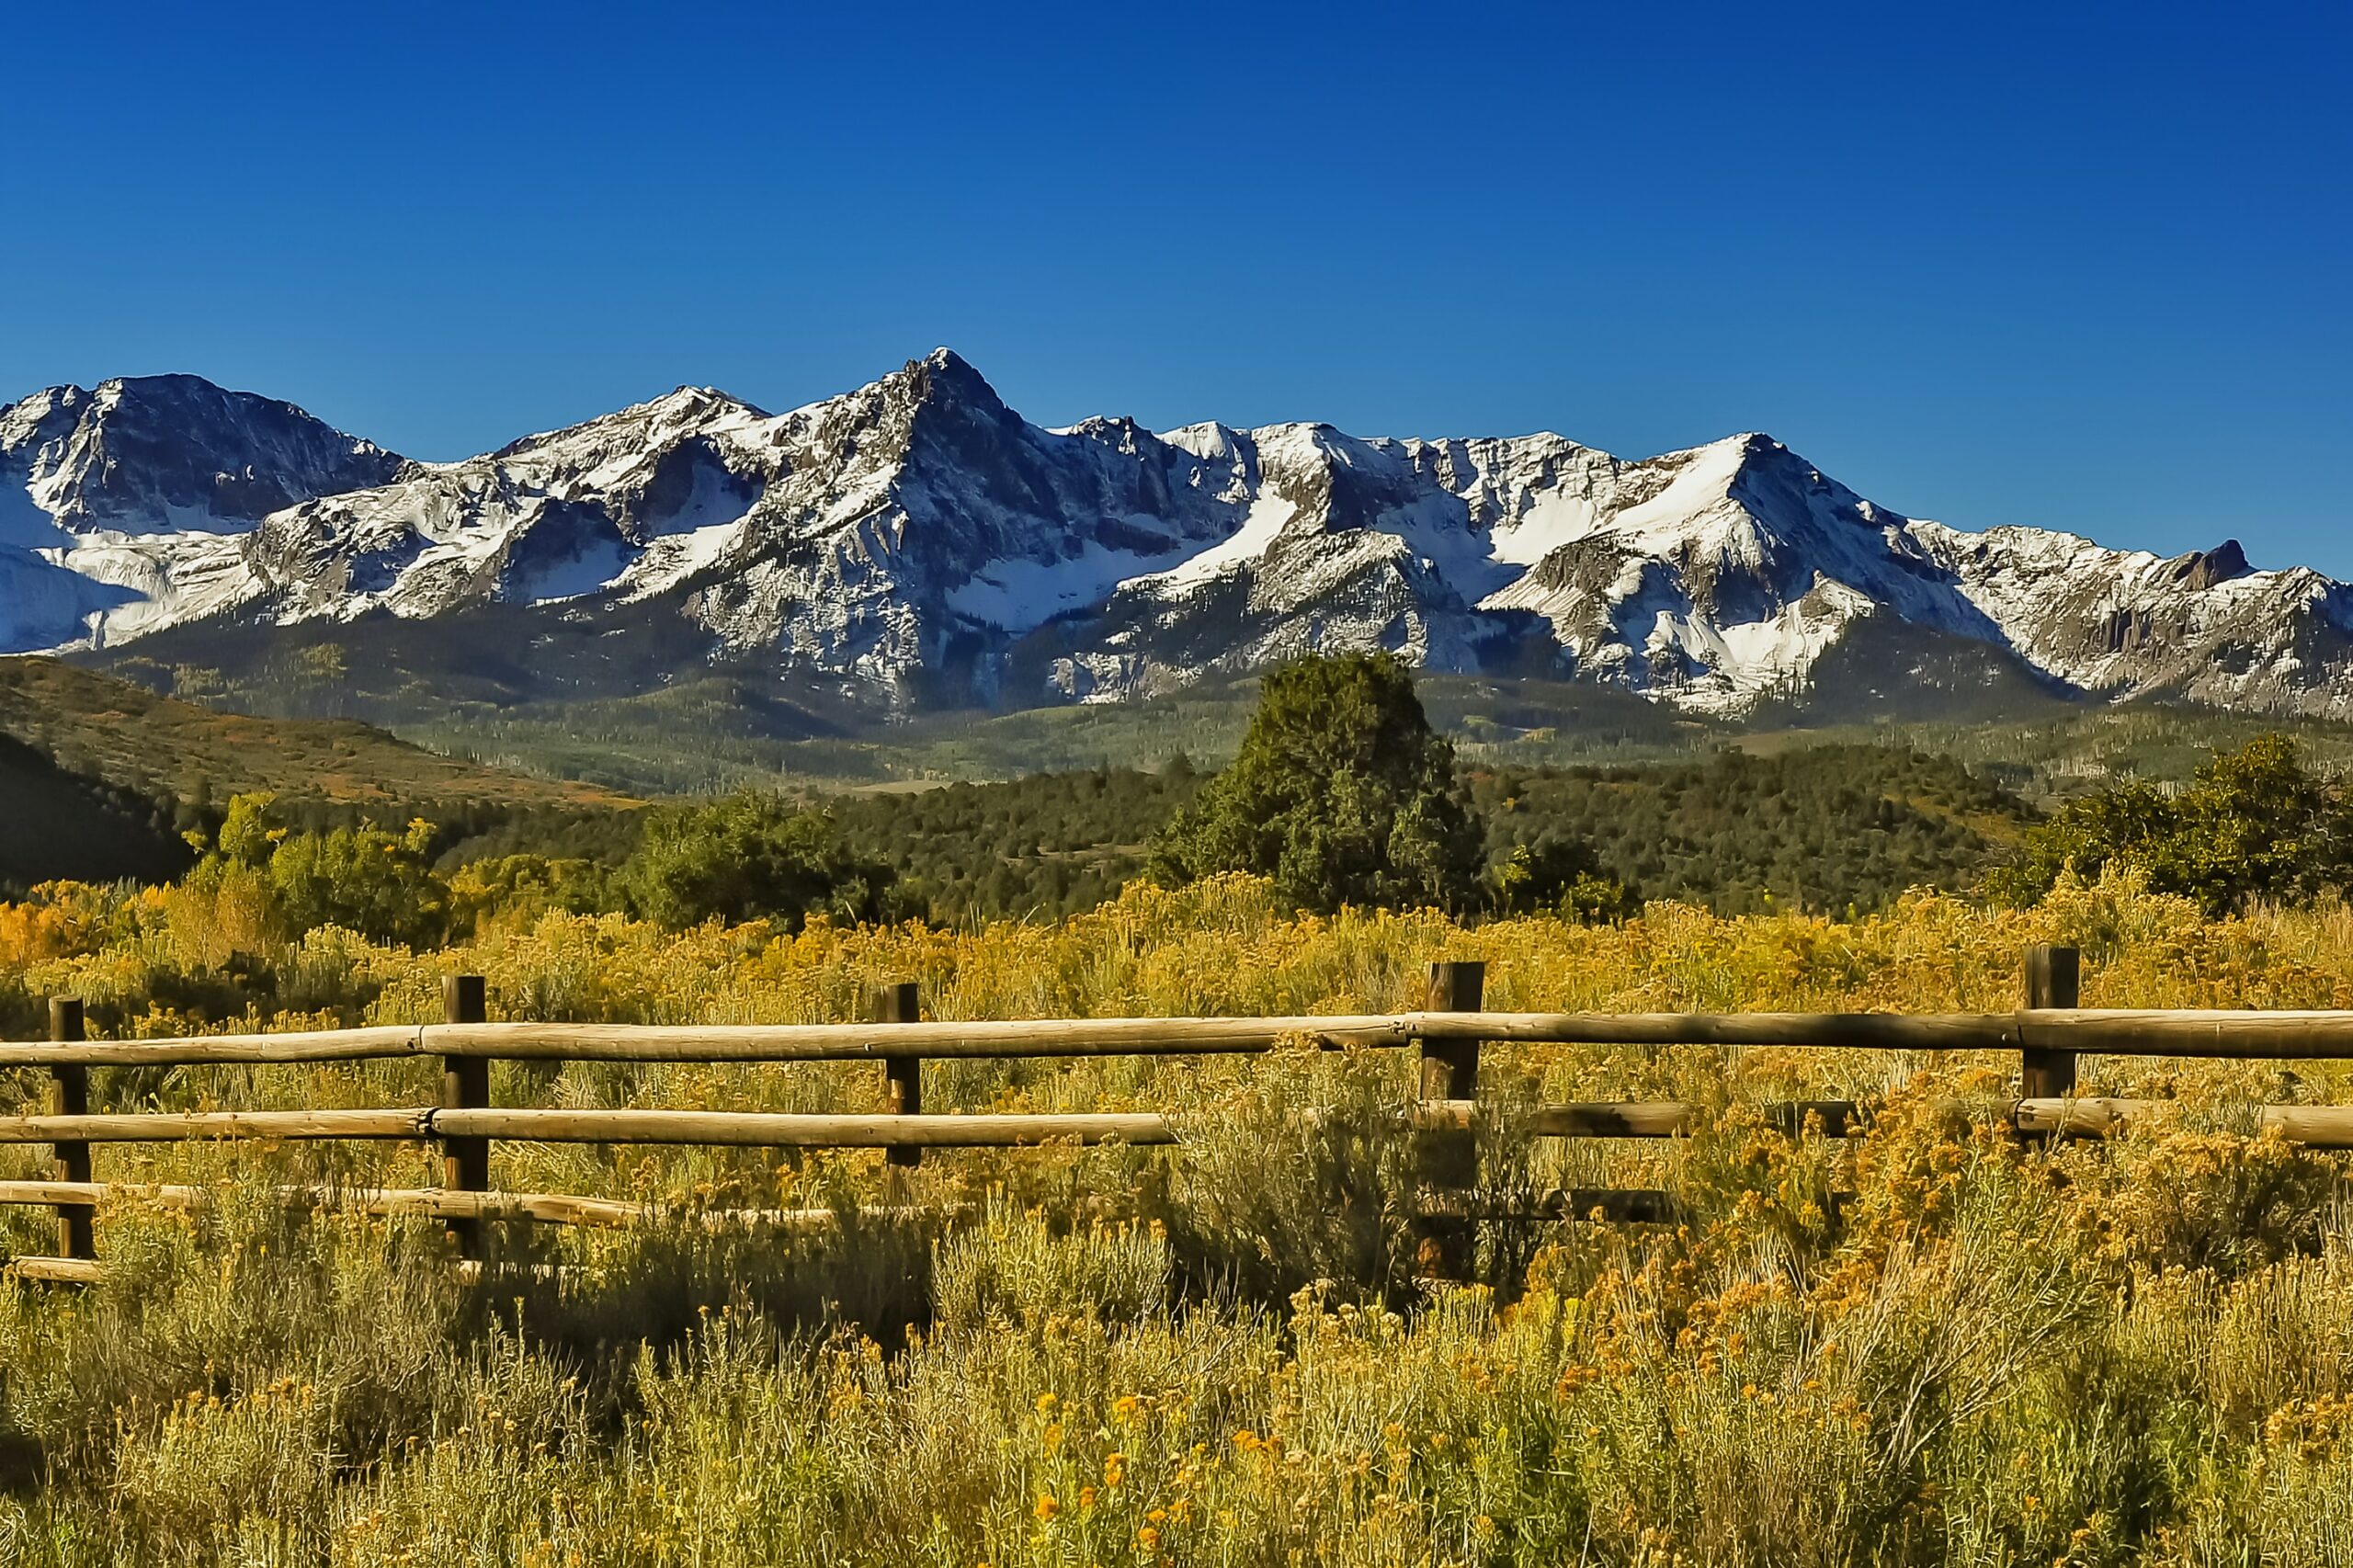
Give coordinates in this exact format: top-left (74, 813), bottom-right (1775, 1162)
top-left (48, 997), bottom-right (92, 1259)
top-left (0, 1109), bottom-right (433, 1143)
top-left (431, 1108), bottom-right (1176, 1147)
top-left (6, 1256), bottom-right (103, 1283)
top-left (2023, 946), bottom-right (2081, 1097)
top-left (0, 1025), bottom-right (426, 1066)
top-left (2011, 1098), bottom-right (2353, 1147)
top-left (19, 1007), bottom-right (2353, 1070)
top-left (0, 1179), bottom-right (950, 1231)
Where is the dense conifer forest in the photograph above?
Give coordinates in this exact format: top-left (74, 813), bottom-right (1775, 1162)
top-left (807, 744), bottom-right (2036, 923)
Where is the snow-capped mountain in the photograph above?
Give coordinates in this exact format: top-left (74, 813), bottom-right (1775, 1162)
top-left (4, 350), bottom-right (2347, 720)
top-left (0, 375), bottom-right (408, 650)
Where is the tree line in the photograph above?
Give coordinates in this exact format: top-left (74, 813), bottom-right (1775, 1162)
top-left (1987, 733), bottom-right (2353, 914)
top-left (67, 653), bottom-right (2350, 945)
top-left (143, 653), bottom-right (2076, 943)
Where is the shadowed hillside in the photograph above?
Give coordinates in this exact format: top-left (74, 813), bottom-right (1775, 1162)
top-left (0, 733), bottom-right (189, 891)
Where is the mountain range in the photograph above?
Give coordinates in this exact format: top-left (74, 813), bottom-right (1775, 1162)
top-left (3, 349), bottom-right (2343, 725)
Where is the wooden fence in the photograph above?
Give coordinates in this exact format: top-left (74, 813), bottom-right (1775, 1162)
top-left (9, 945), bottom-right (2353, 1284)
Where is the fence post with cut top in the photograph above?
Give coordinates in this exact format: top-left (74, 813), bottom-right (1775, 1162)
top-left (1416, 960), bottom-right (1484, 1278)
top-left (440, 975), bottom-right (490, 1259)
top-left (1421, 960), bottom-right (1484, 1103)
top-left (49, 998), bottom-right (93, 1262)
top-left (872, 983), bottom-right (922, 1186)
top-left (2022, 946), bottom-right (2080, 1099)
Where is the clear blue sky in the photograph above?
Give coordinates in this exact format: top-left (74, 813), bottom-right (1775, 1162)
top-left (5, 2), bottom-right (2347, 568)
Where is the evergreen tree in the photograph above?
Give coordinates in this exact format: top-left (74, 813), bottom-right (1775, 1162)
top-left (620, 791), bottom-right (897, 931)
top-left (1147, 653), bottom-right (1484, 912)
top-left (1485, 835), bottom-right (1637, 923)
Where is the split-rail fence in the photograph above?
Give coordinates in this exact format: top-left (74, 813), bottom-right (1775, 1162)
top-left (8, 946), bottom-right (2353, 1283)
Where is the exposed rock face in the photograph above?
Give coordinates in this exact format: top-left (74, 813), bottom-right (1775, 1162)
top-left (0, 374), bottom-right (406, 535)
top-left (3, 353), bottom-right (2347, 719)
top-left (0, 375), bottom-right (408, 648)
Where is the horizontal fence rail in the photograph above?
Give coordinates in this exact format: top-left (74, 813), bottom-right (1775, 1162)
top-left (2011, 1098), bottom-right (2353, 1145)
top-left (0, 1108), bottom-right (1179, 1148)
top-left (0, 1180), bottom-right (932, 1229)
top-left (0, 1110), bottom-right (431, 1143)
top-left (23, 1008), bottom-right (2353, 1067)
top-left (11, 946), bottom-right (2353, 1283)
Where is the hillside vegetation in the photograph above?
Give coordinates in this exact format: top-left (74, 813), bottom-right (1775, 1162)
top-left (1768, 701), bottom-right (2353, 805)
top-left (2, 654), bottom-right (2050, 923)
top-left (815, 743), bottom-right (2035, 925)
top-left (827, 764), bottom-right (1198, 923)
top-left (0, 659), bottom-right (2345, 1562)
top-left (0, 658), bottom-right (642, 880)
top-left (3, 872), bottom-right (2353, 1562)
top-left (1477, 745), bottom-right (2034, 915)
top-left (0, 658), bottom-right (632, 817)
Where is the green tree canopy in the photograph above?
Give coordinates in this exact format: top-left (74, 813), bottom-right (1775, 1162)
top-left (1147, 653), bottom-right (1484, 912)
top-left (620, 791), bottom-right (898, 931)
top-left (182, 791), bottom-right (451, 949)
top-left (267, 817), bottom-right (447, 949)
top-left (1989, 734), bottom-right (2353, 915)
top-left (1484, 835), bottom-right (1638, 924)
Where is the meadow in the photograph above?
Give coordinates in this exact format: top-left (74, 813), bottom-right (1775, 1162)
top-left (2, 868), bottom-right (2352, 1563)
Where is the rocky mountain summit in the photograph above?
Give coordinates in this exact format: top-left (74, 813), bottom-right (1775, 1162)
top-left (2, 351), bottom-right (2343, 719)
top-left (0, 375), bottom-right (409, 649)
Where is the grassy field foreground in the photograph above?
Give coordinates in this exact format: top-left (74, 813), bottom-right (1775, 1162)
top-left (3, 871), bottom-right (2353, 1562)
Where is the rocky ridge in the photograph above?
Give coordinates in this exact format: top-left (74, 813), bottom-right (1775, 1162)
top-left (2, 352), bottom-right (2341, 720)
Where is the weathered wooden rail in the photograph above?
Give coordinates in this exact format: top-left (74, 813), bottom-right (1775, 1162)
top-left (7, 945), bottom-right (2353, 1283)
top-left (32, 1007), bottom-right (2353, 1064)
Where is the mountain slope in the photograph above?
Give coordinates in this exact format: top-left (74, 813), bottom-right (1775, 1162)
top-left (5, 352), bottom-right (2346, 724)
top-left (0, 658), bottom-right (634, 814)
top-left (233, 354), bottom-right (1252, 706)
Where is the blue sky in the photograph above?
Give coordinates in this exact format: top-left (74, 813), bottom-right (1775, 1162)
top-left (5, 3), bottom-right (2347, 567)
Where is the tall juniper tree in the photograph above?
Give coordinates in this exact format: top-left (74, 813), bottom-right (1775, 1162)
top-left (1147, 653), bottom-right (1484, 912)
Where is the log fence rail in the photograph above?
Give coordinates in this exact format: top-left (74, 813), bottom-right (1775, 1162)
top-left (10, 945), bottom-right (2353, 1281)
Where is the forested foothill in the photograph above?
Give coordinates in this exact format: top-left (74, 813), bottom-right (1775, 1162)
top-left (16, 653), bottom-right (2353, 937)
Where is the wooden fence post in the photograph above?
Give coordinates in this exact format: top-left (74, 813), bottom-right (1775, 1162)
top-left (1417, 961), bottom-right (1484, 1278)
top-left (49, 998), bottom-right (93, 1263)
top-left (1421, 961), bottom-right (1484, 1101)
top-left (440, 976), bottom-right (490, 1258)
top-left (872, 983), bottom-right (922, 1187)
top-left (2022, 946), bottom-right (2080, 1099)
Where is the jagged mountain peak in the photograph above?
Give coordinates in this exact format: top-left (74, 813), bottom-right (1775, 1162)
top-left (642, 383), bottom-right (768, 422)
top-left (916, 344), bottom-right (985, 378)
top-left (487, 384), bottom-right (772, 461)
top-left (73, 373), bottom-right (401, 465)
top-left (892, 347), bottom-right (1011, 417)
top-left (0, 371), bottom-right (405, 540)
top-left (2170, 538), bottom-right (2253, 589)
top-left (93, 370), bottom-right (253, 401)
